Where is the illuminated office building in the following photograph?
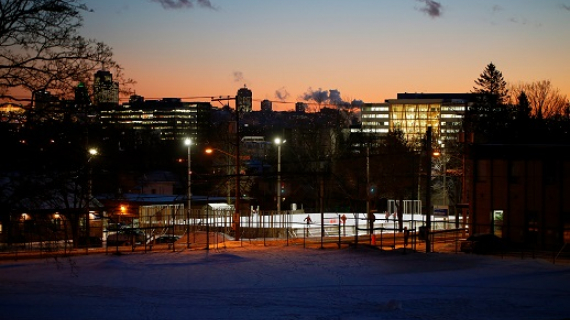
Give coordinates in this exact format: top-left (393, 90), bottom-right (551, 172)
top-left (236, 86), bottom-right (252, 113)
top-left (360, 93), bottom-right (472, 147)
top-left (100, 97), bottom-right (211, 142)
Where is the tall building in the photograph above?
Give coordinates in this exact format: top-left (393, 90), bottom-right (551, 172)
top-left (360, 93), bottom-right (473, 148)
top-left (74, 82), bottom-right (91, 106)
top-left (359, 102), bottom-right (390, 145)
top-left (295, 102), bottom-right (307, 113)
top-left (32, 90), bottom-right (57, 110)
top-left (93, 70), bottom-right (119, 107)
top-left (261, 99), bottom-right (272, 112)
top-left (236, 86), bottom-right (252, 113)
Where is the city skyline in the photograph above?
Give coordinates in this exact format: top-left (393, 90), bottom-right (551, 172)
top-left (80, 0), bottom-right (570, 110)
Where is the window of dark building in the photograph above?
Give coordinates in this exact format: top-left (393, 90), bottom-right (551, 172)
top-left (525, 211), bottom-right (539, 245)
top-left (543, 161), bottom-right (559, 185)
top-left (509, 160), bottom-right (523, 184)
top-left (563, 212), bottom-right (570, 243)
top-left (476, 160), bottom-right (489, 182)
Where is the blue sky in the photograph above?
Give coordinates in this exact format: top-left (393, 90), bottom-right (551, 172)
top-left (81, 0), bottom-right (570, 109)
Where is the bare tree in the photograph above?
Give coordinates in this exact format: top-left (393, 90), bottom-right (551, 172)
top-left (0, 0), bottom-right (132, 103)
top-left (508, 80), bottom-right (568, 119)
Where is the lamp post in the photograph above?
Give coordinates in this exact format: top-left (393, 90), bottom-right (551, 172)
top-left (366, 146), bottom-right (370, 216)
top-left (86, 148), bottom-right (98, 252)
top-left (274, 138), bottom-right (284, 215)
top-left (425, 127), bottom-right (432, 253)
top-left (205, 146), bottom-right (242, 240)
top-left (184, 138), bottom-right (192, 249)
top-left (205, 147), bottom-right (232, 204)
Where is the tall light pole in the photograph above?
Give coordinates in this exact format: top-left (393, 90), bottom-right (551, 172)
top-left (184, 138), bottom-right (192, 249)
top-left (205, 147), bottom-right (237, 205)
top-left (86, 148), bottom-right (98, 252)
top-left (425, 127), bottom-right (432, 253)
top-left (274, 138), bottom-right (284, 215)
top-left (366, 146), bottom-right (370, 216)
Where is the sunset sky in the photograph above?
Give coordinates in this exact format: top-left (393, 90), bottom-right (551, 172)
top-left (81, 0), bottom-right (570, 110)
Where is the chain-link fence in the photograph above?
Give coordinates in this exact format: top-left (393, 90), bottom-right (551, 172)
top-left (2, 212), bottom-right (569, 265)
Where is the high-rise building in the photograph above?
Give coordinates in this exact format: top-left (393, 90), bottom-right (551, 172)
top-left (93, 70), bottom-right (119, 107)
top-left (261, 99), bottom-right (272, 112)
top-left (295, 102), bottom-right (307, 113)
top-left (236, 86), bottom-right (252, 113)
top-left (74, 82), bottom-right (91, 106)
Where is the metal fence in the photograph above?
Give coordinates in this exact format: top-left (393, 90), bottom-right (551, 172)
top-left (2, 212), bottom-right (570, 265)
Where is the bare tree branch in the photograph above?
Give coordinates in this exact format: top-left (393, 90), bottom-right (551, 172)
top-left (0, 0), bottom-right (133, 103)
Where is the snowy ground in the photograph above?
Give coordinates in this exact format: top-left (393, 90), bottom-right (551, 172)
top-left (1, 244), bottom-right (569, 320)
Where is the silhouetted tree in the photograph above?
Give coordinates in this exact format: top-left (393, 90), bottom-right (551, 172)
top-left (508, 80), bottom-right (568, 120)
top-left (0, 0), bottom-right (133, 104)
top-left (473, 62), bottom-right (508, 104)
top-left (465, 62), bottom-right (512, 143)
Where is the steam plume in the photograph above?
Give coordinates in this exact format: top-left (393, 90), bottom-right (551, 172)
top-left (415, 0), bottom-right (442, 18)
top-left (275, 87), bottom-right (290, 101)
top-left (151, 0), bottom-right (216, 10)
top-left (233, 71), bottom-right (244, 83)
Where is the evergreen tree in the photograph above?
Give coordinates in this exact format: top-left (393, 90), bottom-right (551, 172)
top-left (466, 62), bottom-right (512, 143)
top-left (473, 62), bottom-right (509, 105)
top-left (516, 91), bottom-right (532, 121)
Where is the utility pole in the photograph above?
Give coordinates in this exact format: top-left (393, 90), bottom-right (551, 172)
top-left (425, 126), bottom-right (432, 253)
top-left (366, 146), bottom-right (370, 217)
top-left (212, 95), bottom-right (242, 241)
top-left (184, 138), bottom-right (192, 249)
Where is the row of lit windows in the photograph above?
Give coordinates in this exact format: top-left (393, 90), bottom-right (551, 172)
top-left (391, 104), bottom-right (440, 111)
top-left (368, 106), bottom-right (389, 111)
top-left (440, 128), bottom-right (461, 134)
top-left (440, 114), bottom-right (463, 119)
top-left (362, 128), bottom-right (390, 133)
top-left (364, 121), bottom-right (389, 126)
top-left (362, 114), bottom-right (389, 119)
top-left (101, 109), bottom-right (196, 114)
top-left (441, 106), bottom-right (466, 112)
top-left (440, 121), bottom-right (462, 126)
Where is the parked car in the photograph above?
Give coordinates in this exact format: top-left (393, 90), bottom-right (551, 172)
top-left (461, 233), bottom-right (505, 254)
top-left (107, 229), bottom-right (146, 246)
top-left (151, 235), bottom-right (181, 244)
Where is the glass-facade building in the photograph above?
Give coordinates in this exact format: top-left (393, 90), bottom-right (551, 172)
top-left (361, 93), bottom-right (472, 148)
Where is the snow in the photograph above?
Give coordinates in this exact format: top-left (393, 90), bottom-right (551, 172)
top-left (1, 245), bottom-right (569, 320)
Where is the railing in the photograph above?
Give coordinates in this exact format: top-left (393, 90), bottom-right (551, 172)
top-left (2, 214), bottom-right (569, 265)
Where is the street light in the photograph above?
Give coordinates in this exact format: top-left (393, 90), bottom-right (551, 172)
top-left (86, 147), bottom-right (98, 252)
top-left (425, 127), bottom-right (433, 253)
top-left (184, 138), bottom-right (192, 249)
top-left (274, 138), bottom-right (285, 215)
top-left (205, 147), bottom-right (236, 205)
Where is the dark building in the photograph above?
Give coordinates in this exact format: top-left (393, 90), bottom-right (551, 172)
top-left (74, 82), bottom-right (91, 106)
top-left (261, 99), bottom-right (272, 112)
top-left (236, 86), bottom-right (252, 113)
top-left (93, 70), bottom-right (119, 107)
top-left (295, 102), bottom-right (307, 113)
top-left (467, 144), bottom-right (570, 250)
